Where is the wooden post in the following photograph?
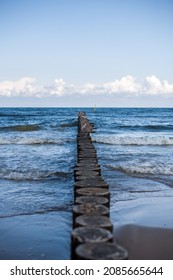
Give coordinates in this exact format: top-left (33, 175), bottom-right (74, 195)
top-left (75, 242), bottom-right (128, 260)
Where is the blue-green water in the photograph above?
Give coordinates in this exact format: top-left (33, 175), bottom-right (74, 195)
top-left (0, 107), bottom-right (173, 259)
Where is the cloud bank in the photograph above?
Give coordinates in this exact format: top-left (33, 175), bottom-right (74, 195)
top-left (0, 75), bottom-right (173, 98)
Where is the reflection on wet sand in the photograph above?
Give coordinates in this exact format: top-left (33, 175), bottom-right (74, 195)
top-left (115, 224), bottom-right (173, 260)
top-left (112, 195), bottom-right (173, 259)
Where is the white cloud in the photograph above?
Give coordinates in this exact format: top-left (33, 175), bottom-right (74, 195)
top-left (0, 77), bottom-right (41, 97)
top-left (54, 78), bottom-right (66, 96)
top-left (103, 75), bottom-right (141, 95)
top-left (0, 75), bottom-right (173, 98)
top-left (145, 75), bottom-right (173, 95)
top-left (79, 83), bottom-right (96, 94)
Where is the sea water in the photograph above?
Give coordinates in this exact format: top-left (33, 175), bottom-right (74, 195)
top-left (0, 107), bottom-right (173, 259)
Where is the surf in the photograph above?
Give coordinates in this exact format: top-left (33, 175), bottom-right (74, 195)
top-left (93, 135), bottom-right (173, 146)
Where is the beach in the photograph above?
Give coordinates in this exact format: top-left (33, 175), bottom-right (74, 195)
top-left (113, 196), bottom-right (173, 260)
top-left (0, 107), bottom-right (173, 259)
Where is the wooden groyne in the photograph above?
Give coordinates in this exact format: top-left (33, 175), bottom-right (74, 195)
top-left (71, 112), bottom-right (128, 260)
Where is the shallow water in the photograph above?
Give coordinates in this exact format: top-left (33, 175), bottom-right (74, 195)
top-left (0, 212), bottom-right (71, 260)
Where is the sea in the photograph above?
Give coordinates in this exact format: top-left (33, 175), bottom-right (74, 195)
top-left (0, 107), bottom-right (173, 259)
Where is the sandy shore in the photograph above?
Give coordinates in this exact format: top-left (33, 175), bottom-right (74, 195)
top-left (111, 196), bottom-right (173, 259)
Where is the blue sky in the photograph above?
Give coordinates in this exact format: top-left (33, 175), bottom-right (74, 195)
top-left (0, 0), bottom-right (173, 107)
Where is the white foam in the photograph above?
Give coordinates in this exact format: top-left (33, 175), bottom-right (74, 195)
top-left (0, 171), bottom-right (32, 180)
top-left (0, 170), bottom-right (70, 180)
top-left (0, 137), bottom-right (63, 145)
top-left (93, 135), bottom-right (173, 146)
top-left (110, 162), bottom-right (173, 175)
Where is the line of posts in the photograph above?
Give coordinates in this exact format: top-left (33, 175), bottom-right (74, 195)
top-left (71, 112), bottom-right (128, 260)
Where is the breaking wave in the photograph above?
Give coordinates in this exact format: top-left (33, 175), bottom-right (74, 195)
top-left (0, 137), bottom-right (65, 145)
top-left (108, 163), bottom-right (173, 175)
top-left (0, 170), bottom-right (72, 181)
top-left (93, 135), bottom-right (173, 146)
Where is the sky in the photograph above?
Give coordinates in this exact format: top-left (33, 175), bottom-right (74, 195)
top-left (0, 0), bottom-right (173, 107)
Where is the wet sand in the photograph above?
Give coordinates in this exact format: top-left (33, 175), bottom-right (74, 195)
top-left (0, 211), bottom-right (71, 260)
top-left (111, 196), bottom-right (173, 259)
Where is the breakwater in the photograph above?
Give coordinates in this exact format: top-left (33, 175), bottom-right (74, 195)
top-left (71, 112), bottom-right (128, 260)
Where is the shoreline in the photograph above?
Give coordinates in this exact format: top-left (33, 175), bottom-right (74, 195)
top-left (112, 196), bottom-right (173, 260)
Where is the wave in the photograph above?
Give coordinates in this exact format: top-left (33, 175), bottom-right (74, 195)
top-left (0, 205), bottom-right (72, 219)
top-left (47, 171), bottom-right (72, 179)
top-left (0, 113), bottom-right (39, 117)
top-left (0, 124), bottom-right (40, 132)
top-left (60, 121), bottom-right (78, 128)
top-left (115, 124), bottom-right (173, 131)
top-left (142, 124), bottom-right (173, 131)
top-left (93, 135), bottom-right (173, 146)
top-left (108, 164), bottom-right (173, 175)
top-left (0, 137), bottom-right (65, 145)
top-left (0, 170), bottom-right (72, 181)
